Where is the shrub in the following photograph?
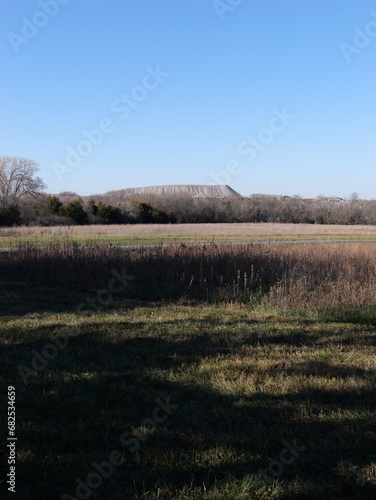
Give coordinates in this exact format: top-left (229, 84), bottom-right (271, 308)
top-left (96, 202), bottom-right (122, 224)
top-left (0, 203), bottom-right (21, 226)
top-left (59, 199), bottom-right (88, 224)
top-left (44, 195), bottom-right (63, 215)
top-left (315, 215), bottom-right (324, 224)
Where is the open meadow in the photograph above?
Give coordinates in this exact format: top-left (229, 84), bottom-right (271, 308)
top-left (1, 223), bottom-right (376, 248)
top-left (0, 237), bottom-right (375, 499)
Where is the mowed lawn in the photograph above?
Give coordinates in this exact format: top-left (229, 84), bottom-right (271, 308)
top-left (0, 283), bottom-right (375, 499)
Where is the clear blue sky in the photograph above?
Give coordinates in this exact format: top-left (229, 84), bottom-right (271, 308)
top-left (1, 0), bottom-right (376, 198)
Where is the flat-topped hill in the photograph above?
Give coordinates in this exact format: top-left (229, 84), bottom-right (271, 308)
top-left (102, 184), bottom-right (240, 198)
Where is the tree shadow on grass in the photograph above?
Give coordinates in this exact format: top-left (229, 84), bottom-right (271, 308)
top-left (0, 281), bottom-right (170, 317)
top-left (1, 313), bottom-right (375, 500)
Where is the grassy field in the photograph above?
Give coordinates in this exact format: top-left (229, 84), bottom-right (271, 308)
top-left (0, 240), bottom-right (375, 499)
top-left (1, 223), bottom-right (376, 248)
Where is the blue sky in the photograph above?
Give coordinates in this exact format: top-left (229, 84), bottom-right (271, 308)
top-left (1, 0), bottom-right (376, 198)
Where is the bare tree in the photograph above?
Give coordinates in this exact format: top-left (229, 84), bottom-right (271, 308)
top-left (0, 156), bottom-right (46, 209)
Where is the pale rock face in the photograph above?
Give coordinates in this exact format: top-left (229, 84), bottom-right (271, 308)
top-left (104, 185), bottom-right (240, 198)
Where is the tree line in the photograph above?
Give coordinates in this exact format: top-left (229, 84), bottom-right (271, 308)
top-left (1, 155), bottom-right (376, 226)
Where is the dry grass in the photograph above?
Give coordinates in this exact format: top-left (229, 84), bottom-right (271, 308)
top-left (2, 241), bottom-right (375, 320)
top-left (1, 222), bottom-right (376, 239)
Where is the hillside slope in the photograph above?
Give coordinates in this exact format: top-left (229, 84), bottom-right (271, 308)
top-left (101, 184), bottom-right (240, 199)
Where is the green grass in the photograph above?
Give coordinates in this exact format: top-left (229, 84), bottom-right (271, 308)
top-left (0, 282), bottom-right (375, 499)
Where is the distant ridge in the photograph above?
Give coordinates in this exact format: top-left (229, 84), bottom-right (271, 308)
top-left (102, 184), bottom-right (240, 198)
